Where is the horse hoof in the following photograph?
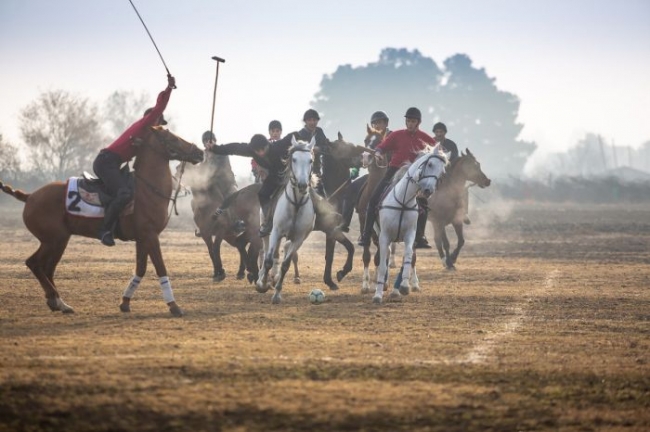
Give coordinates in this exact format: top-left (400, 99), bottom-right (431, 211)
top-left (236, 272), bottom-right (245, 280)
top-left (61, 306), bottom-right (75, 314)
top-left (169, 305), bottom-right (184, 317)
top-left (412, 285), bottom-right (421, 292)
top-left (213, 271), bottom-right (226, 283)
top-left (293, 277), bottom-right (301, 284)
top-left (271, 294), bottom-right (282, 304)
top-left (119, 303), bottom-right (131, 313)
top-left (336, 270), bottom-right (347, 282)
top-left (445, 266), bottom-right (456, 272)
top-left (361, 287), bottom-right (371, 295)
top-left (389, 291), bottom-right (402, 301)
top-left (46, 298), bottom-right (60, 311)
top-left (399, 285), bottom-right (410, 296)
top-left (372, 296), bottom-right (382, 304)
top-left (255, 283), bottom-right (270, 293)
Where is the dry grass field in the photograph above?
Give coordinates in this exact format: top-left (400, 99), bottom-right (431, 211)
top-left (0, 201), bottom-right (649, 431)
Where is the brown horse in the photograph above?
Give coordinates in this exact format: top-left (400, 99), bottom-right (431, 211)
top-left (427, 148), bottom-right (491, 270)
top-left (0, 126), bottom-right (204, 316)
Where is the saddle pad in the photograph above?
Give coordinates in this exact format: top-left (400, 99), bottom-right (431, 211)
top-left (65, 177), bottom-right (105, 218)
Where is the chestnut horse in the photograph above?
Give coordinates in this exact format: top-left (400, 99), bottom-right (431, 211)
top-left (427, 149), bottom-right (491, 270)
top-left (0, 126), bottom-right (204, 316)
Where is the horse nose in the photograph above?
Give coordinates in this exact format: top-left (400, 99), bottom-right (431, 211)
top-left (422, 188), bottom-right (433, 197)
top-left (298, 182), bottom-right (308, 192)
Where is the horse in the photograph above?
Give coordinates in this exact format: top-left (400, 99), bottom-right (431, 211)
top-left (179, 153), bottom-right (250, 282)
top-left (256, 136), bottom-right (316, 304)
top-left (363, 148), bottom-right (448, 304)
top-left (427, 148), bottom-right (491, 270)
top-left (0, 126), bottom-right (204, 316)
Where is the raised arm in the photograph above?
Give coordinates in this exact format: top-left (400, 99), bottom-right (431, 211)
top-left (209, 142), bottom-right (253, 157)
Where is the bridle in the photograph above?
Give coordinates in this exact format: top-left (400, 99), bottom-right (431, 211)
top-left (284, 147), bottom-right (312, 211)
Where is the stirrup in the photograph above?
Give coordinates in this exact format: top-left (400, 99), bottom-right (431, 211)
top-left (414, 237), bottom-right (432, 249)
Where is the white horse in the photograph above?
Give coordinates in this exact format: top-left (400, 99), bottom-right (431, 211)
top-left (256, 136), bottom-right (316, 304)
top-left (367, 147), bottom-right (448, 304)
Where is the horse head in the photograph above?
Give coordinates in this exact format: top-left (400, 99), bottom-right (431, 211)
top-left (411, 146), bottom-right (448, 198)
top-left (288, 135), bottom-right (315, 194)
top-left (363, 125), bottom-right (386, 168)
top-left (148, 126), bottom-right (204, 164)
top-left (459, 148), bottom-right (491, 188)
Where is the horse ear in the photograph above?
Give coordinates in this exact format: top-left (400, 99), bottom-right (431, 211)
top-left (308, 136), bottom-right (316, 150)
top-left (338, 131), bottom-right (343, 141)
top-left (291, 134), bottom-right (298, 147)
top-left (367, 124), bottom-right (372, 134)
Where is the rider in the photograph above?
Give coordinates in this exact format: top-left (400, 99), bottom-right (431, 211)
top-left (252, 120), bottom-right (281, 183)
top-left (93, 74), bottom-right (176, 246)
top-left (297, 109), bottom-right (329, 196)
top-left (432, 121), bottom-right (470, 224)
top-left (337, 110), bottom-right (392, 233)
top-left (358, 107), bottom-right (437, 249)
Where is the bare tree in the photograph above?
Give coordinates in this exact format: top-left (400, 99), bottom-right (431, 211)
top-left (0, 133), bottom-right (21, 181)
top-left (19, 90), bottom-right (107, 180)
top-left (103, 90), bottom-right (150, 138)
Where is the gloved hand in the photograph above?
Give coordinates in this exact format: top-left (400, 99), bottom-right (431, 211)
top-left (350, 167), bottom-right (359, 179)
top-left (167, 74), bottom-right (176, 89)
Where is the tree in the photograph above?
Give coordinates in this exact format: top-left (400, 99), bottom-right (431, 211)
top-left (103, 90), bottom-right (150, 138)
top-left (19, 90), bottom-right (107, 180)
top-left (312, 48), bottom-right (536, 177)
top-left (0, 133), bottom-right (21, 181)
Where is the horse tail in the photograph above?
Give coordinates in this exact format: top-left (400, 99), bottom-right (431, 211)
top-left (0, 180), bottom-right (29, 203)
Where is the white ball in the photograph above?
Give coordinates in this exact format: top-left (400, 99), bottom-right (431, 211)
top-left (308, 288), bottom-right (325, 305)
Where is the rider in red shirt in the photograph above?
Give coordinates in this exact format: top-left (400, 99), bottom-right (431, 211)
top-left (359, 107), bottom-right (436, 248)
top-left (93, 74), bottom-right (176, 246)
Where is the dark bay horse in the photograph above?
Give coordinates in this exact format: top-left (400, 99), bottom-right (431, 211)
top-left (0, 126), bottom-right (204, 316)
top-left (427, 149), bottom-right (491, 270)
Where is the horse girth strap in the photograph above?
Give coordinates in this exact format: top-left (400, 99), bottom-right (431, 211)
top-left (379, 205), bottom-right (418, 211)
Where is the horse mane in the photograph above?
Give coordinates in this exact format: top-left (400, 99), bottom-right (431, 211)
top-left (388, 150), bottom-right (447, 189)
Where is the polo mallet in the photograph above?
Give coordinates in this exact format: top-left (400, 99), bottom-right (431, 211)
top-left (127, 0), bottom-right (176, 86)
top-left (209, 56), bottom-right (226, 138)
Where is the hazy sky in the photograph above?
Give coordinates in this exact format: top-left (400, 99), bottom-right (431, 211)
top-left (1, 0), bottom-right (649, 175)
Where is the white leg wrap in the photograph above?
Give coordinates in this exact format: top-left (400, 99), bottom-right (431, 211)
top-left (159, 276), bottom-right (175, 303)
top-left (123, 275), bottom-right (142, 299)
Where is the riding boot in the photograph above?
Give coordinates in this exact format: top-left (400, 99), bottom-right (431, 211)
top-left (98, 200), bottom-right (122, 246)
top-left (337, 196), bottom-right (354, 233)
top-left (414, 198), bottom-right (432, 249)
top-left (358, 210), bottom-right (376, 247)
top-left (259, 202), bottom-right (273, 237)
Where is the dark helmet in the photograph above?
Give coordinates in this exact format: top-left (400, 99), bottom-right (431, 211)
top-left (268, 120), bottom-right (282, 131)
top-left (432, 122), bottom-right (447, 133)
top-left (250, 134), bottom-right (270, 151)
top-left (303, 109), bottom-right (320, 121)
top-left (143, 108), bottom-right (167, 125)
top-left (404, 107), bottom-right (422, 121)
top-left (202, 130), bottom-right (216, 144)
top-left (370, 111), bottom-right (389, 124)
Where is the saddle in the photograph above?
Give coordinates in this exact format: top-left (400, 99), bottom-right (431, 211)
top-left (65, 166), bottom-right (135, 218)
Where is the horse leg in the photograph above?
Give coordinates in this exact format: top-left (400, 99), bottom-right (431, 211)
top-left (441, 228), bottom-right (454, 270)
top-left (212, 236), bottom-right (226, 282)
top-left (449, 222), bottom-right (465, 267)
top-left (271, 246), bottom-right (282, 285)
top-left (236, 240), bottom-right (247, 280)
top-left (143, 235), bottom-right (183, 317)
top-left (26, 240), bottom-right (74, 313)
top-left (323, 235), bottom-right (338, 291)
top-left (361, 244), bottom-right (372, 294)
top-left (272, 239), bottom-right (305, 304)
top-left (389, 242), bottom-right (397, 268)
top-left (410, 251), bottom-right (421, 292)
top-left (292, 252), bottom-right (301, 284)
top-left (395, 229), bottom-right (416, 298)
top-left (119, 239), bottom-right (148, 313)
top-left (256, 232), bottom-right (276, 293)
top-left (433, 221), bottom-right (447, 268)
top-left (373, 234), bottom-right (390, 304)
top-left (332, 229), bottom-right (354, 284)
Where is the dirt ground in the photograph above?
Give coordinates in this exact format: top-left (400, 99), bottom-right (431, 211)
top-left (0, 201), bottom-right (649, 431)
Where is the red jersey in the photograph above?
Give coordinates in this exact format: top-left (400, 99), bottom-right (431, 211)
top-left (375, 129), bottom-right (436, 168)
top-left (104, 86), bottom-right (172, 162)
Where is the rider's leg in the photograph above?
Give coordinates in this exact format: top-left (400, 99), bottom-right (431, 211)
top-left (93, 150), bottom-right (130, 246)
top-left (359, 167), bottom-right (397, 246)
top-left (257, 177), bottom-right (279, 237)
top-left (99, 187), bottom-right (132, 246)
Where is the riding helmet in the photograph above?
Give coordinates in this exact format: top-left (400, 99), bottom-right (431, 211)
top-left (404, 107), bottom-right (422, 121)
top-left (143, 107), bottom-right (168, 125)
top-left (370, 111), bottom-right (389, 123)
top-left (268, 120), bottom-right (282, 131)
top-left (303, 109), bottom-right (320, 121)
top-left (250, 134), bottom-right (270, 151)
top-left (432, 122), bottom-right (447, 133)
top-left (202, 130), bottom-right (216, 144)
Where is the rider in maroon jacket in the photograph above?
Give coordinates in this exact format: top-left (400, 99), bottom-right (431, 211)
top-left (93, 74), bottom-right (176, 246)
top-left (358, 107), bottom-right (437, 249)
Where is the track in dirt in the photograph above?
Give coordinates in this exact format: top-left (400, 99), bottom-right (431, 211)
top-left (0, 202), bottom-right (649, 431)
